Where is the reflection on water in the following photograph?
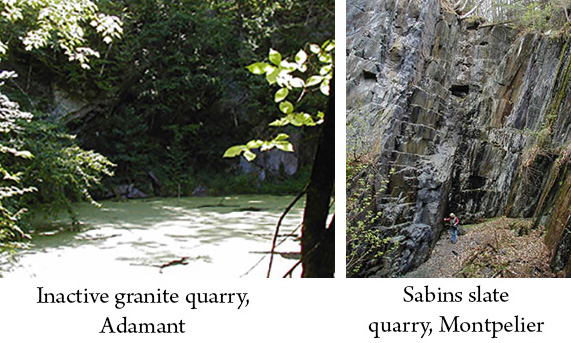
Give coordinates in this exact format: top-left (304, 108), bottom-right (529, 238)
top-left (0, 195), bottom-right (303, 278)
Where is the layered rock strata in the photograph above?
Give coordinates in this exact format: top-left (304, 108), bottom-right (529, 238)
top-left (347, 0), bottom-right (571, 276)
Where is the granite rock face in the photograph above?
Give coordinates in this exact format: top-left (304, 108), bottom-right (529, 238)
top-left (347, 0), bottom-right (571, 276)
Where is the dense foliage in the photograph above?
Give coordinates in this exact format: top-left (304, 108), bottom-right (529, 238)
top-left (0, 0), bottom-right (334, 241)
top-left (0, 85), bottom-right (114, 242)
top-left (0, 89), bottom-right (34, 242)
top-left (0, 0), bottom-right (121, 241)
top-left (1, 0), bottom-right (334, 197)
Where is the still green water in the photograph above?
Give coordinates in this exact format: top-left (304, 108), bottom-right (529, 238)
top-left (0, 195), bottom-right (304, 278)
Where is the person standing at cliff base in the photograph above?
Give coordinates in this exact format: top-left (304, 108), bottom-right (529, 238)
top-left (444, 213), bottom-right (460, 243)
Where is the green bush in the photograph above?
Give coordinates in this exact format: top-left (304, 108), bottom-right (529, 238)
top-left (0, 92), bottom-right (113, 240)
top-left (346, 154), bottom-right (397, 277)
top-left (18, 115), bottom-right (114, 215)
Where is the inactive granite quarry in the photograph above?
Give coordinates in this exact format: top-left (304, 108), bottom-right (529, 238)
top-left (346, 0), bottom-right (571, 277)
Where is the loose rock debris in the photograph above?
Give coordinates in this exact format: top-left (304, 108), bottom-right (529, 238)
top-left (404, 217), bottom-right (555, 278)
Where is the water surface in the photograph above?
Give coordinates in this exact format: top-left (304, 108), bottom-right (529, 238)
top-left (0, 195), bottom-right (303, 278)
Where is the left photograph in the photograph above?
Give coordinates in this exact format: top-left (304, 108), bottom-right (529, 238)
top-left (0, 0), bottom-right (334, 278)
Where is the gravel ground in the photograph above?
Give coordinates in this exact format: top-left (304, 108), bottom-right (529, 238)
top-left (404, 217), bottom-right (555, 278)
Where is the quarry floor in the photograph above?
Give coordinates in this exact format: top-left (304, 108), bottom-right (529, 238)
top-left (404, 217), bottom-right (556, 278)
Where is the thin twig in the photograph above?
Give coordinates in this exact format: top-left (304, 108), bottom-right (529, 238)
top-left (240, 222), bottom-right (301, 277)
top-left (267, 185), bottom-right (308, 277)
top-left (283, 259), bottom-right (302, 278)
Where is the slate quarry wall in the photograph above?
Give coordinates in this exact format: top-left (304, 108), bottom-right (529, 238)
top-left (346, 0), bottom-right (571, 277)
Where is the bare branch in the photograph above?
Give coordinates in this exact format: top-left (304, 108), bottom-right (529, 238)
top-left (267, 185), bottom-right (307, 278)
top-left (460, 1), bottom-right (483, 19)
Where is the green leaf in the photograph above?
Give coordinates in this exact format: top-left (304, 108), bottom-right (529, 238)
top-left (320, 64), bottom-right (332, 76)
top-left (290, 77), bottom-right (305, 88)
top-left (260, 141), bottom-right (274, 151)
top-left (316, 111), bottom-right (325, 124)
top-left (318, 52), bottom-right (332, 64)
top-left (266, 67), bottom-right (279, 84)
top-left (322, 39), bottom-right (335, 52)
top-left (269, 118), bottom-right (288, 126)
top-left (281, 112), bottom-right (316, 127)
top-left (320, 79), bottom-right (330, 95)
top-left (269, 48), bottom-right (281, 66)
top-left (264, 65), bottom-right (277, 75)
top-left (223, 145), bottom-right (247, 158)
top-left (260, 141), bottom-right (276, 151)
top-left (299, 112), bottom-right (317, 126)
top-left (295, 49), bottom-right (307, 65)
top-left (246, 62), bottom-right (270, 75)
top-left (243, 150), bottom-right (257, 161)
top-left (280, 60), bottom-right (298, 70)
top-left (15, 150), bottom-right (33, 159)
top-left (0, 41), bottom-right (7, 55)
top-left (274, 140), bottom-right (294, 152)
top-left (274, 88), bottom-right (289, 102)
top-left (274, 133), bottom-right (289, 141)
top-left (279, 101), bottom-right (294, 114)
top-left (310, 44), bottom-right (321, 54)
top-left (246, 140), bottom-right (264, 149)
top-left (306, 75), bottom-right (324, 87)
top-left (288, 114), bottom-right (303, 126)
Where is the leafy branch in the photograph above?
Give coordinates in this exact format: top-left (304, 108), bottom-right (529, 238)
top-left (0, 0), bottom-right (123, 69)
top-left (223, 39), bottom-right (334, 161)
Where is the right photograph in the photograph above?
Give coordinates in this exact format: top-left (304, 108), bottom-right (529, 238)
top-left (346, 0), bottom-right (571, 278)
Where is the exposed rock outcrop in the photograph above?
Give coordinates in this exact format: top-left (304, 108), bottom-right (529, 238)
top-left (347, 0), bottom-right (571, 277)
top-left (112, 184), bottom-right (148, 200)
top-left (238, 148), bottom-right (299, 180)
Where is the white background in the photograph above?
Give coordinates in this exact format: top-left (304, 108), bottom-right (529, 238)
top-left (1, 1), bottom-right (568, 342)
top-left (0, 279), bottom-right (566, 342)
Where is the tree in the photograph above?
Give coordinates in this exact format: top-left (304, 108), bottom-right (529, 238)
top-left (0, 87), bottom-right (35, 241)
top-left (0, 0), bottom-right (121, 241)
top-left (300, 74), bottom-right (334, 277)
top-left (224, 40), bottom-right (333, 161)
top-left (225, 40), bottom-right (335, 277)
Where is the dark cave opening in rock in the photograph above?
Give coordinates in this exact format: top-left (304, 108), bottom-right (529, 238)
top-left (363, 70), bottom-right (377, 81)
top-left (449, 84), bottom-right (470, 97)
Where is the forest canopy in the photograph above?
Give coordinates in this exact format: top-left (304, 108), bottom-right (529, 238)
top-left (0, 0), bottom-right (334, 242)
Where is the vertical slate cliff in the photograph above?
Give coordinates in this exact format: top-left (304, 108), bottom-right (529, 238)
top-left (346, 0), bottom-right (571, 277)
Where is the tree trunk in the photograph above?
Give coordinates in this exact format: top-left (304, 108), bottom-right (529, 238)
top-left (301, 77), bottom-right (335, 278)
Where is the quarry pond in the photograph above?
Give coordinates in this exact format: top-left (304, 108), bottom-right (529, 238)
top-left (0, 195), bottom-right (303, 278)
